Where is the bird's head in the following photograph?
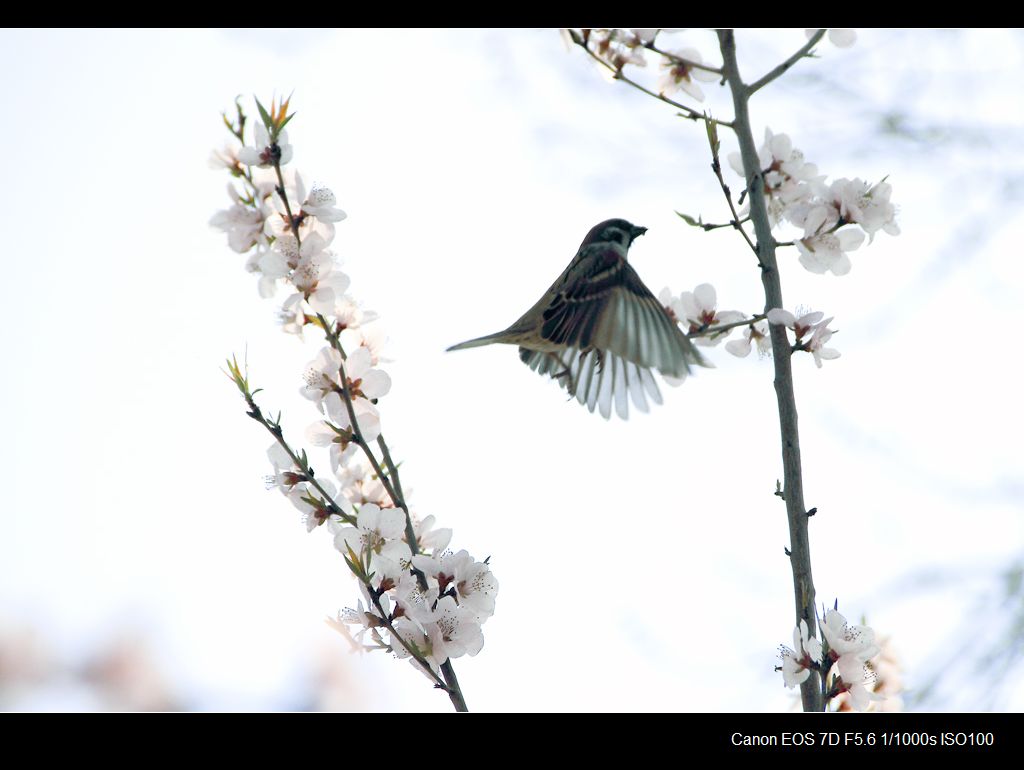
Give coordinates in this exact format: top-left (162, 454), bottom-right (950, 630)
top-left (581, 218), bottom-right (647, 257)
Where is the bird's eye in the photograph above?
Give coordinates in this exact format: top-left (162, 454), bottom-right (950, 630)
top-left (606, 229), bottom-right (624, 243)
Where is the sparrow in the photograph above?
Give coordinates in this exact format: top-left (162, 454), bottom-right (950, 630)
top-left (446, 218), bottom-right (708, 419)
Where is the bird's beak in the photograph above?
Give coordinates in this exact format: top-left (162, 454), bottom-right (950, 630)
top-left (631, 225), bottom-right (648, 241)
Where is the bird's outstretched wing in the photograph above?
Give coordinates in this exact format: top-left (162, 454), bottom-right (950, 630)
top-left (538, 248), bottom-right (704, 380)
top-left (519, 345), bottom-right (665, 420)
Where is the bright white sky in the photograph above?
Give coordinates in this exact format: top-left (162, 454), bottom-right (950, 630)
top-left (2, 28), bottom-right (1022, 712)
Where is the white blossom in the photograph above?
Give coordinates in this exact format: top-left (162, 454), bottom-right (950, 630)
top-left (209, 185), bottom-right (268, 254)
top-left (264, 172), bottom-right (339, 244)
top-left (412, 514), bottom-right (453, 555)
top-left (300, 346), bottom-right (344, 412)
top-left (389, 618), bottom-right (440, 678)
top-left (725, 319), bottom-right (771, 358)
top-left (238, 122), bottom-right (293, 168)
top-left (290, 255), bottom-right (351, 315)
top-left (426, 596), bottom-right (485, 662)
top-left (729, 129), bottom-right (824, 225)
top-left (392, 572), bottom-right (438, 625)
top-left (286, 476), bottom-right (351, 532)
top-left (807, 318), bottom-right (841, 368)
top-left (306, 419), bottom-right (360, 473)
top-left (780, 619), bottom-right (822, 688)
top-left (831, 177), bottom-right (900, 241)
top-left (334, 503), bottom-right (411, 581)
top-left (264, 442), bottom-right (303, 492)
top-left (327, 347), bottom-right (391, 423)
top-left (336, 462), bottom-right (391, 509)
top-left (796, 228), bottom-right (864, 275)
top-left (327, 600), bottom-right (383, 649)
top-left (807, 28), bottom-right (857, 48)
top-left (413, 549), bottom-right (499, 619)
top-left (821, 609), bottom-right (881, 686)
top-left (658, 47), bottom-right (718, 101)
top-left (660, 284), bottom-right (745, 347)
top-left (589, 28), bottom-right (647, 73)
top-left (302, 183), bottom-right (347, 224)
top-left (844, 681), bottom-right (885, 711)
top-left (208, 145), bottom-right (241, 172)
top-left (767, 308), bottom-right (824, 339)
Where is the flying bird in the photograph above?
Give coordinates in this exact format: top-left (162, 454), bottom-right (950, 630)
top-left (446, 218), bottom-right (708, 419)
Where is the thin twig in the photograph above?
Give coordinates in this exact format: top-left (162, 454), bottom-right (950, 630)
top-left (704, 123), bottom-right (760, 259)
top-left (316, 314), bottom-right (418, 552)
top-left (361, 577), bottom-right (451, 692)
top-left (687, 313), bottom-right (767, 340)
top-left (641, 38), bottom-right (724, 75)
top-left (575, 38), bottom-right (734, 129)
top-left (244, 396), bottom-right (355, 525)
top-left (272, 163), bottom-right (302, 241)
top-left (710, 154), bottom-right (759, 259)
top-left (692, 215), bottom-right (753, 232)
top-left (376, 436), bottom-right (407, 509)
top-left (748, 30), bottom-right (827, 95)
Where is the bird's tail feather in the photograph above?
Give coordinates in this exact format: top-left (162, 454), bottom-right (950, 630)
top-left (446, 331), bottom-right (514, 352)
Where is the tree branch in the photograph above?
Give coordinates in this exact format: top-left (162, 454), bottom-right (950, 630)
top-left (748, 30), bottom-right (827, 95)
top-left (264, 147), bottom-right (468, 711)
top-left (574, 37), bottom-right (734, 128)
top-left (687, 313), bottom-right (767, 340)
top-left (718, 29), bottom-right (822, 713)
top-left (641, 38), bottom-right (723, 75)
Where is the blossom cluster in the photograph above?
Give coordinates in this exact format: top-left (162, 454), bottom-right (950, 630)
top-left (568, 29), bottom-right (896, 365)
top-left (213, 98), bottom-right (497, 685)
top-left (565, 29), bottom-right (854, 100)
top-left (767, 308), bottom-right (839, 368)
top-left (833, 632), bottom-right (902, 712)
top-left (274, 440), bottom-right (498, 678)
top-left (562, 28), bottom-right (720, 98)
top-left (565, 30), bottom-right (897, 278)
top-left (658, 284), bottom-right (838, 367)
top-left (779, 609), bottom-right (886, 711)
top-left (728, 128), bottom-right (900, 276)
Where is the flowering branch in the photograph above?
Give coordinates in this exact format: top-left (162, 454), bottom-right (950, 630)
top-left (376, 436), bottom-right (408, 511)
top-left (225, 356), bottom-right (353, 521)
top-left (687, 313), bottom-right (767, 341)
top-left (341, 543), bottom-right (455, 692)
top-left (567, 29), bottom-right (733, 128)
top-left (242, 110), bottom-right (415, 553)
top-left (309, 262), bottom-right (471, 712)
top-left (212, 97), bottom-right (496, 714)
top-left (705, 119), bottom-right (760, 259)
top-left (676, 213), bottom-right (752, 233)
top-left (718, 28), bottom-right (822, 711)
top-left (316, 313), bottom-right (413, 533)
top-left (253, 105), bottom-right (414, 540)
top-left (639, 37), bottom-right (724, 76)
top-left (567, 27), bottom-right (895, 711)
top-left (227, 356), bottom-right (457, 696)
